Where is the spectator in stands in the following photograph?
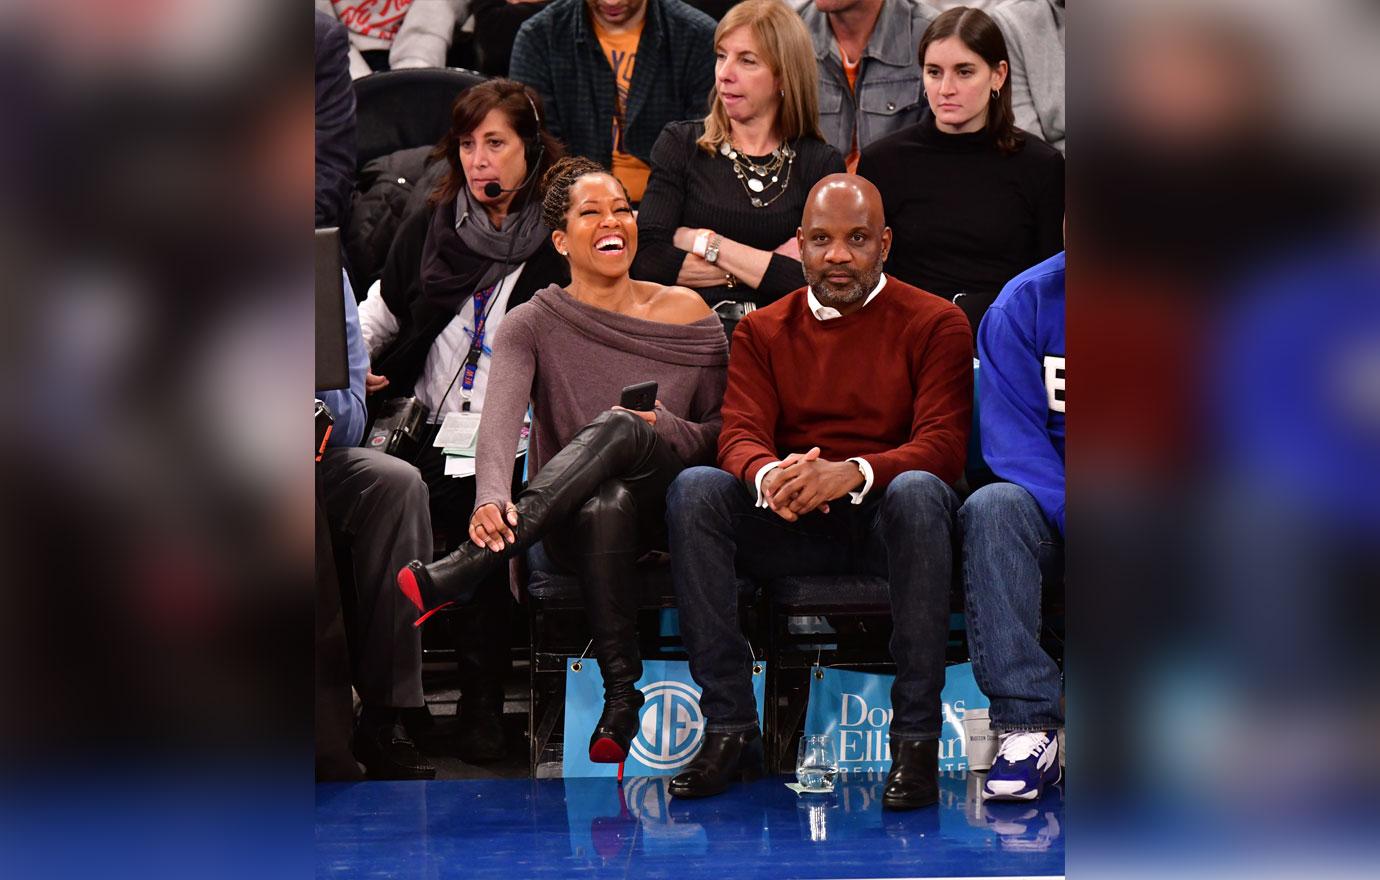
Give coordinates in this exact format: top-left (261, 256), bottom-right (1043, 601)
top-left (315, 10), bottom-right (358, 229)
top-left (990, 0), bottom-right (1063, 154)
top-left (397, 157), bottom-right (729, 773)
top-left (508, 0), bottom-right (717, 203)
top-left (798, 0), bottom-right (936, 170)
top-left (472, 0), bottom-right (551, 77)
top-left (315, 1), bottom-right (470, 79)
top-left (960, 248), bottom-right (1064, 802)
top-left (664, 174), bottom-right (972, 807)
top-left (686, 0), bottom-right (740, 19)
top-left (856, 6), bottom-right (1062, 301)
top-left (358, 79), bottom-right (566, 762)
top-left (633, 0), bottom-right (845, 306)
top-left (319, 271), bottom-right (437, 780)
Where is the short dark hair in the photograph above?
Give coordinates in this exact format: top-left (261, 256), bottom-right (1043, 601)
top-left (920, 7), bottom-right (1025, 156)
top-left (538, 156), bottom-right (627, 232)
top-left (430, 78), bottom-right (564, 207)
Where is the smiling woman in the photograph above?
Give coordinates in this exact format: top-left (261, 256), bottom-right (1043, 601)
top-left (397, 158), bottom-right (730, 777)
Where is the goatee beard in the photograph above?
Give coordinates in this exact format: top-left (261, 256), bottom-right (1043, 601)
top-left (804, 265), bottom-right (882, 308)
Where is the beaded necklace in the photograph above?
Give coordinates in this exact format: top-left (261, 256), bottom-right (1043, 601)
top-left (719, 139), bottom-right (796, 208)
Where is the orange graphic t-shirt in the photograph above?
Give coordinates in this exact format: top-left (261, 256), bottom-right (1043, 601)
top-left (593, 18), bottom-right (652, 202)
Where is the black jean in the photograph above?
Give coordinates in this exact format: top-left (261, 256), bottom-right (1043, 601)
top-left (667, 467), bottom-right (960, 740)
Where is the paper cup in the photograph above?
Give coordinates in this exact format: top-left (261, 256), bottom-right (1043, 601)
top-left (963, 708), bottom-right (998, 771)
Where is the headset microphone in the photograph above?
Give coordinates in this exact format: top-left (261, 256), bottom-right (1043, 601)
top-left (483, 141), bottom-right (545, 198)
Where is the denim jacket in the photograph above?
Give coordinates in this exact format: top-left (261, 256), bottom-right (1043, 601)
top-left (798, 0), bottom-right (936, 159)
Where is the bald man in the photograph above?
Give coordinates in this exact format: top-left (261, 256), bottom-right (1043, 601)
top-left (666, 175), bottom-right (974, 807)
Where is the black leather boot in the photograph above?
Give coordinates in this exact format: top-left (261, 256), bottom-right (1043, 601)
top-left (883, 738), bottom-right (939, 810)
top-left (397, 410), bottom-right (659, 621)
top-left (587, 659), bottom-right (645, 763)
top-left (569, 480), bottom-right (647, 764)
top-left (668, 729), bottom-right (764, 798)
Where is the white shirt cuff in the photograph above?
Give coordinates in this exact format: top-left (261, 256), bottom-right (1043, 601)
top-left (753, 461), bottom-right (782, 507)
top-left (846, 457), bottom-right (874, 504)
top-left (357, 278), bottom-right (399, 360)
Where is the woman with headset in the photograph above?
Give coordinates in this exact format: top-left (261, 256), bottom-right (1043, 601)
top-left (358, 78), bottom-right (566, 764)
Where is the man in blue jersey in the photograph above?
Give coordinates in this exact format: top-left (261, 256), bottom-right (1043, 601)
top-left (960, 250), bottom-right (1065, 801)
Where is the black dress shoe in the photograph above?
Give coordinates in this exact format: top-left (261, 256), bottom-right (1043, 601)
top-left (355, 722), bottom-right (437, 780)
top-left (668, 729), bottom-right (764, 799)
top-left (883, 738), bottom-right (938, 810)
top-left (453, 707), bottom-right (506, 763)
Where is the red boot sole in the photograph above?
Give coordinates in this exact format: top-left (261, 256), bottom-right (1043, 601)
top-left (396, 566), bottom-right (452, 626)
top-left (397, 566), bottom-right (424, 611)
top-left (589, 738), bottom-right (628, 764)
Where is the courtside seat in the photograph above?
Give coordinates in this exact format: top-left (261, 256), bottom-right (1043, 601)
top-left (521, 542), bottom-right (759, 775)
top-left (767, 574), bottom-right (890, 612)
top-left (352, 67), bottom-right (488, 169)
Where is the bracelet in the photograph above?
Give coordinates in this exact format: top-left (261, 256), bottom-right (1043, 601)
top-left (724, 273), bottom-right (738, 288)
top-left (692, 230), bottom-right (710, 258)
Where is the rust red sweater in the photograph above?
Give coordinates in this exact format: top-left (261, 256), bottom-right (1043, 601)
top-left (718, 276), bottom-right (973, 491)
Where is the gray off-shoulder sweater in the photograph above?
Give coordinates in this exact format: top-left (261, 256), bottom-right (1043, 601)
top-left (472, 285), bottom-right (730, 512)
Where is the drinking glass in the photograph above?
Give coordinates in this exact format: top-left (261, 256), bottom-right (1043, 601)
top-left (796, 735), bottom-right (838, 792)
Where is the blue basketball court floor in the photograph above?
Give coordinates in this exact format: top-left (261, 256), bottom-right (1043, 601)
top-left (316, 770), bottom-right (1064, 878)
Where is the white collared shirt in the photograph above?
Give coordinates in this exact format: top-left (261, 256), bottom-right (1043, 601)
top-left (752, 276), bottom-right (887, 508)
top-left (357, 264), bottom-right (524, 421)
top-left (804, 273), bottom-right (886, 321)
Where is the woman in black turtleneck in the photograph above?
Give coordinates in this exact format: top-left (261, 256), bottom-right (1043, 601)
top-left (856, 6), bottom-right (1063, 301)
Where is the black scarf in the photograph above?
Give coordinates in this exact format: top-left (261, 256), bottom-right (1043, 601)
top-left (376, 191), bottom-right (549, 393)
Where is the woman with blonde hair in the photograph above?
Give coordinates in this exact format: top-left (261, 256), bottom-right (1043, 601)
top-left (633, 0), bottom-right (844, 306)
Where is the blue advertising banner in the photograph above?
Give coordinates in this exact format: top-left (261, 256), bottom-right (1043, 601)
top-left (563, 659), bottom-right (766, 778)
top-left (803, 662), bottom-right (989, 774)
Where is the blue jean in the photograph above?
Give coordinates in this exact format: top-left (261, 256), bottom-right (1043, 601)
top-left (959, 482), bottom-right (1064, 732)
top-left (667, 467), bottom-right (960, 741)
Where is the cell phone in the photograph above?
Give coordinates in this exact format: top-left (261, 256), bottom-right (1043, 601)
top-left (619, 381), bottom-right (658, 412)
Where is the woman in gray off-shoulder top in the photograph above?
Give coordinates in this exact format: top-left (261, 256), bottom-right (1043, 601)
top-left (398, 157), bottom-right (730, 773)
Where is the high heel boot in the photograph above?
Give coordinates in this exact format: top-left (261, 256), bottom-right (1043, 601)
top-left (397, 410), bottom-right (658, 623)
top-left (570, 482), bottom-right (646, 774)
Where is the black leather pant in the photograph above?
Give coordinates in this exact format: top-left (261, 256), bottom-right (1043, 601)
top-left (540, 410), bottom-right (685, 697)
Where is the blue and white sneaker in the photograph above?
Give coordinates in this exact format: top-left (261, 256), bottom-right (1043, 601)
top-left (983, 730), bottom-right (1061, 801)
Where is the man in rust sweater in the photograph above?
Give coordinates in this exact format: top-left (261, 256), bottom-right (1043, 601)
top-left (666, 174), bottom-right (973, 809)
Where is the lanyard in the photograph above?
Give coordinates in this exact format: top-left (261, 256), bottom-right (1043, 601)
top-left (460, 282), bottom-right (498, 411)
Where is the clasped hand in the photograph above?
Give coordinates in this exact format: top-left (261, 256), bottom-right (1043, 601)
top-left (469, 502), bottom-right (518, 551)
top-left (760, 447), bottom-right (865, 522)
